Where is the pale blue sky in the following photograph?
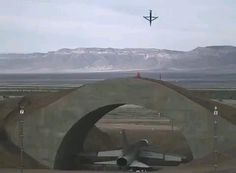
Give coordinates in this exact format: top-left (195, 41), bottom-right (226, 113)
top-left (1, 0), bottom-right (236, 53)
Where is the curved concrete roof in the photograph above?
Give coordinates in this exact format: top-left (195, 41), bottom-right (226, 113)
top-left (143, 78), bottom-right (236, 124)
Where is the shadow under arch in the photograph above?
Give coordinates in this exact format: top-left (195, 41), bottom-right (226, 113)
top-left (54, 103), bottom-right (125, 169)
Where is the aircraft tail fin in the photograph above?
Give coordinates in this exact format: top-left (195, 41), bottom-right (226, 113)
top-left (120, 129), bottom-right (128, 150)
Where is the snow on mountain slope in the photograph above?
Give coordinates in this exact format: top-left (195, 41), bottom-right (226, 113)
top-left (0, 46), bottom-right (235, 73)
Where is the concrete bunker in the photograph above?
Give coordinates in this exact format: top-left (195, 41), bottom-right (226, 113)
top-left (2, 78), bottom-right (236, 169)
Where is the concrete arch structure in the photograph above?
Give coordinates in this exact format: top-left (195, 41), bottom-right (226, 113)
top-left (2, 78), bottom-right (236, 169)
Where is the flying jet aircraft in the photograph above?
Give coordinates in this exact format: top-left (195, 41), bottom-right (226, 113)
top-left (78, 130), bottom-right (187, 171)
top-left (143, 10), bottom-right (158, 26)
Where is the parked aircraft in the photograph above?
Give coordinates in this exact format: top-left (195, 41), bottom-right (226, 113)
top-left (78, 130), bottom-right (187, 171)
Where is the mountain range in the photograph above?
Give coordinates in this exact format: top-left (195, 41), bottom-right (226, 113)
top-left (0, 46), bottom-right (235, 73)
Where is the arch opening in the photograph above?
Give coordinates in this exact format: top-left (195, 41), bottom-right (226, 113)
top-left (54, 104), bottom-right (124, 169)
top-left (54, 103), bottom-right (193, 170)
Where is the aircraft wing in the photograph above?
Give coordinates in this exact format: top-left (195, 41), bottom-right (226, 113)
top-left (140, 151), bottom-right (182, 162)
top-left (80, 150), bottom-right (122, 166)
top-left (140, 151), bottom-right (164, 159)
top-left (97, 149), bottom-right (122, 157)
top-left (164, 154), bottom-right (182, 162)
top-left (151, 16), bottom-right (159, 21)
top-left (129, 160), bottom-right (150, 168)
top-left (78, 149), bottom-right (122, 159)
top-left (143, 16), bottom-right (150, 21)
top-left (94, 160), bottom-right (117, 165)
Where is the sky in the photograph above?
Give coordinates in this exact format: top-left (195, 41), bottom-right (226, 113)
top-left (0, 0), bottom-right (236, 53)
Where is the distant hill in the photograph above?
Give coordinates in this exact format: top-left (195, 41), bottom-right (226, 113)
top-left (0, 46), bottom-right (236, 73)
